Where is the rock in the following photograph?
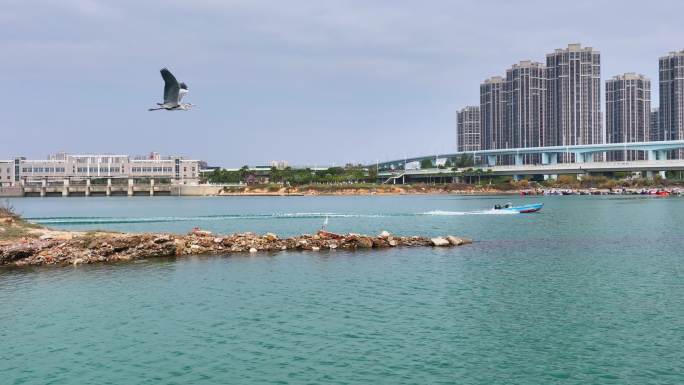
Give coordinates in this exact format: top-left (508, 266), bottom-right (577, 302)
top-left (0, 223), bottom-right (474, 266)
top-left (153, 235), bottom-right (171, 243)
top-left (0, 244), bottom-right (38, 263)
top-left (191, 228), bottom-right (212, 236)
top-left (356, 237), bottom-right (373, 249)
top-left (372, 238), bottom-right (389, 248)
top-left (430, 237), bottom-right (450, 247)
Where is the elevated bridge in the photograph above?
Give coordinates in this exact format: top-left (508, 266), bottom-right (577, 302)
top-left (377, 140), bottom-right (684, 171)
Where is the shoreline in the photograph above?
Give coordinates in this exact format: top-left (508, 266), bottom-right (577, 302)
top-left (0, 214), bottom-right (471, 268)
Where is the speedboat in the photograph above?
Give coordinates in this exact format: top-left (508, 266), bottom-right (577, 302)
top-left (494, 202), bottom-right (543, 213)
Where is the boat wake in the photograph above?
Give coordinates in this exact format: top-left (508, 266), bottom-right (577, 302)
top-left (26, 212), bottom-right (387, 225)
top-left (422, 209), bottom-right (518, 216)
top-left (27, 209), bottom-right (520, 225)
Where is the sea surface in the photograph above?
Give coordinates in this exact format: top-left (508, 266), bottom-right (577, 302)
top-left (2, 195), bottom-right (684, 384)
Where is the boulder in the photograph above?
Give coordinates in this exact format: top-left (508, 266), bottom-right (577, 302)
top-left (372, 238), bottom-right (389, 248)
top-left (379, 230), bottom-right (391, 239)
top-left (430, 237), bottom-right (450, 247)
top-left (356, 237), bottom-right (373, 249)
top-left (0, 244), bottom-right (38, 263)
top-left (153, 235), bottom-right (171, 244)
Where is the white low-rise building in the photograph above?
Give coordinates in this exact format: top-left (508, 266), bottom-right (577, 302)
top-left (0, 153), bottom-right (200, 187)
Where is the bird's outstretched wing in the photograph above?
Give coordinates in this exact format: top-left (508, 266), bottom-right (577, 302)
top-left (160, 68), bottom-right (180, 105)
top-left (178, 82), bottom-right (189, 102)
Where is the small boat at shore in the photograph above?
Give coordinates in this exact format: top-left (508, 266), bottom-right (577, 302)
top-left (494, 203), bottom-right (543, 213)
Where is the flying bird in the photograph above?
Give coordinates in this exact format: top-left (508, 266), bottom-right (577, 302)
top-left (148, 68), bottom-right (195, 111)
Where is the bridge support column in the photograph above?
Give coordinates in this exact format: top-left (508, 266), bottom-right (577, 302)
top-left (106, 178), bottom-right (112, 196)
top-left (541, 152), bottom-right (558, 165)
top-left (647, 150), bottom-right (656, 161)
top-left (575, 152), bottom-right (593, 163)
top-left (40, 179), bottom-right (46, 197)
top-left (85, 179), bottom-right (91, 197)
top-left (487, 155), bottom-right (496, 167)
top-left (150, 179), bottom-right (155, 196)
top-left (514, 154), bottom-right (523, 166)
top-left (541, 153), bottom-right (558, 181)
top-left (659, 171), bottom-right (667, 179)
top-left (127, 178), bottom-right (134, 196)
top-left (62, 179), bottom-right (69, 197)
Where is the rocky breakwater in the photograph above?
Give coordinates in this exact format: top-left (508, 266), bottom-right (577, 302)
top-left (0, 226), bottom-right (472, 267)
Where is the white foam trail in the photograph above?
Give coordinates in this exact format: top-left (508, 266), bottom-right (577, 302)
top-left (27, 212), bottom-right (387, 225)
top-left (422, 209), bottom-right (518, 216)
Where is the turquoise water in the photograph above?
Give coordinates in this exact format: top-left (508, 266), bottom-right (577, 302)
top-left (2, 195), bottom-right (684, 384)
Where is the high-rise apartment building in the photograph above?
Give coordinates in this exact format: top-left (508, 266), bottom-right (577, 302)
top-left (659, 50), bottom-right (684, 157)
top-left (480, 76), bottom-right (507, 151)
top-left (456, 106), bottom-right (481, 152)
top-left (546, 44), bottom-right (603, 160)
top-left (605, 73), bottom-right (651, 161)
top-left (650, 108), bottom-right (661, 141)
top-left (505, 61), bottom-right (546, 162)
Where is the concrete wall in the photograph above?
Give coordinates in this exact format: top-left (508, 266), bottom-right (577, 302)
top-left (0, 187), bottom-right (23, 197)
top-left (170, 185), bottom-right (225, 196)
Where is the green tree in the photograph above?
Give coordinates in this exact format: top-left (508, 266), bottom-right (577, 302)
top-left (420, 159), bottom-right (434, 169)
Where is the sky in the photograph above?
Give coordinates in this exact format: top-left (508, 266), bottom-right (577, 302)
top-left (2, 0), bottom-right (684, 167)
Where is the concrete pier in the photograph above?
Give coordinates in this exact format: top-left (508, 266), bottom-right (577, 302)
top-left (62, 179), bottom-right (69, 197)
